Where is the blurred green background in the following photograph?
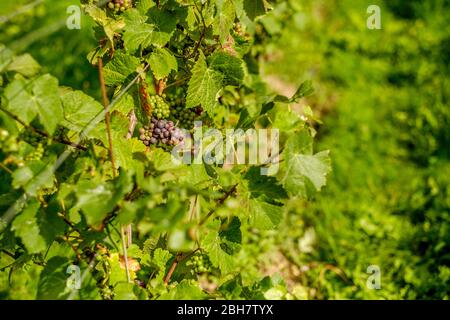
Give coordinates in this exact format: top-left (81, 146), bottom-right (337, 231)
top-left (1, 0), bottom-right (449, 299)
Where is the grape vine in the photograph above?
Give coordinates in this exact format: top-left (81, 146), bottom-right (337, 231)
top-left (0, 0), bottom-right (330, 300)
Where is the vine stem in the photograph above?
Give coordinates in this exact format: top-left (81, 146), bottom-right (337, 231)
top-left (199, 184), bottom-right (238, 226)
top-left (0, 163), bottom-right (13, 174)
top-left (97, 57), bottom-right (117, 178)
top-left (165, 77), bottom-right (190, 89)
top-left (190, 1), bottom-right (207, 59)
top-left (98, 56), bottom-right (131, 283)
top-left (123, 111), bottom-right (136, 248)
top-left (121, 226), bottom-right (132, 283)
top-left (164, 253), bottom-right (184, 286)
top-left (0, 106), bottom-right (87, 151)
top-left (164, 249), bottom-right (201, 286)
top-left (164, 196), bottom-right (198, 286)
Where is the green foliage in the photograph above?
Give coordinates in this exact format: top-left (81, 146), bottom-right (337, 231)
top-left (186, 53), bottom-right (224, 114)
top-left (261, 0), bottom-right (450, 299)
top-left (0, 0), bottom-right (330, 300)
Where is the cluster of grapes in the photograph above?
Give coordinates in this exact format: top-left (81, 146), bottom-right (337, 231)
top-left (171, 106), bottom-right (197, 130)
top-left (107, 0), bottom-right (133, 13)
top-left (167, 88), bottom-right (203, 130)
top-left (190, 253), bottom-right (212, 274)
top-left (100, 286), bottom-right (114, 300)
top-left (25, 143), bottom-right (44, 161)
top-left (139, 118), bottom-right (184, 147)
top-left (150, 95), bottom-right (171, 119)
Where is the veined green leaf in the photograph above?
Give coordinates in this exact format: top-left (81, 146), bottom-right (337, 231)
top-left (248, 199), bottom-right (283, 230)
top-left (11, 199), bottom-right (46, 254)
top-left (4, 74), bottom-right (63, 134)
top-left (147, 48), bottom-right (178, 80)
top-left (75, 170), bottom-right (133, 228)
top-left (103, 53), bottom-right (140, 86)
top-left (277, 133), bottom-right (331, 198)
top-left (243, 0), bottom-right (266, 20)
top-left (209, 51), bottom-right (245, 86)
top-left (6, 54), bottom-right (41, 77)
top-left (60, 89), bottom-right (104, 138)
top-left (186, 53), bottom-right (224, 115)
top-left (213, 0), bottom-right (236, 43)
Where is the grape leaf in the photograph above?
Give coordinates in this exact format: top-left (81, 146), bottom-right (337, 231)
top-left (75, 171), bottom-right (133, 228)
top-left (219, 216), bottom-right (242, 254)
top-left (123, 23), bottom-right (155, 52)
top-left (11, 199), bottom-right (46, 254)
top-left (140, 248), bottom-right (171, 286)
top-left (278, 134), bottom-right (331, 198)
top-left (292, 80), bottom-right (314, 101)
top-left (158, 280), bottom-right (207, 300)
top-left (61, 89), bottom-right (104, 138)
top-left (123, 8), bottom-right (177, 52)
top-left (6, 54), bottom-right (41, 77)
top-left (4, 74), bottom-right (63, 134)
top-left (0, 45), bottom-right (14, 73)
top-left (97, 111), bottom-right (146, 169)
top-left (147, 8), bottom-right (178, 47)
top-left (186, 53), bottom-right (224, 115)
top-left (268, 103), bottom-right (303, 132)
top-left (243, 0), bottom-right (266, 20)
top-left (12, 157), bottom-right (56, 196)
top-left (84, 4), bottom-right (124, 45)
top-left (147, 48), bottom-right (178, 80)
top-left (213, 0), bottom-right (236, 43)
top-left (114, 283), bottom-right (138, 300)
top-left (103, 53), bottom-right (140, 86)
top-left (209, 51), bottom-right (245, 86)
top-left (202, 219), bottom-right (235, 274)
top-left (37, 256), bottom-right (71, 299)
top-left (243, 167), bottom-right (287, 200)
top-left (248, 199), bottom-right (283, 230)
